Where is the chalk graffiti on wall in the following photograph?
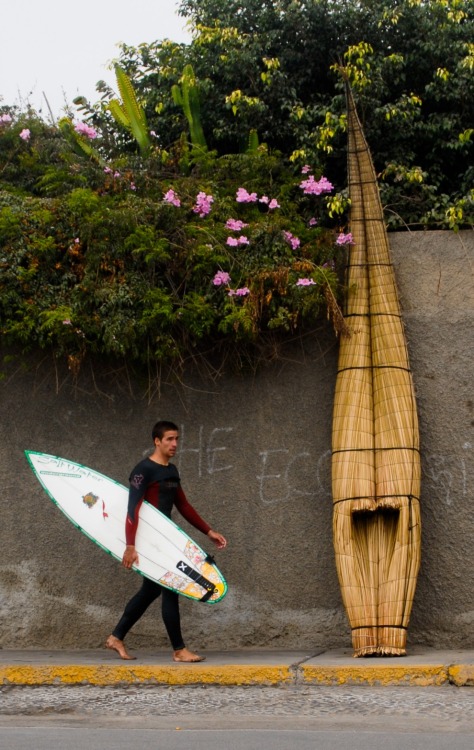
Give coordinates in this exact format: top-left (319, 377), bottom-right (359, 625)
top-left (423, 442), bottom-right (471, 506)
top-left (176, 424), bottom-right (472, 508)
top-left (177, 424), bottom-right (235, 476)
top-left (176, 424), bottom-right (333, 505)
top-left (256, 449), bottom-right (332, 505)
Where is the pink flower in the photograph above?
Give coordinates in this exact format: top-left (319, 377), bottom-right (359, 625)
top-left (258, 195), bottom-right (280, 209)
top-left (309, 217), bottom-right (318, 227)
top-left (113, 171), bottom-right (121, 178)
top-left (74, 238), bottom-right (80, 244)
top-left (103, 166), bottom-right (113, 174)
top-left (62, 319), bottom-right (72, 325)
top-left (283, 231), bottom-right (301, 250)
top-left (226, 235), bottom-right (249, 247)
top-left (130, 182), bottom-right (137, 191)
top-left (193, 191), bottom-right (214, 217)
top-left (164, 188), bottom-right (181, 207)
top-left (226, 218), bottom-right (249, 231)
top-left (213, 271), bottom-right (231, 286)
top-left (227, 286), bottom-right (250, 297)
top-left (296, 278), bottom-right (316, 286)
top-left (236, 187), bottom-right (258, 203)
top-left (74, 122), bottom-right (98, 139)
top-left (299, 175), bottom-right (333, 195)
top-left (1, 114), bottom-right (12, 124)
top-left (19, 128), bottom-right (31, 141)
top-left (301, 164), bottom-right (312, 174)
top-left (336, 232), bottom-right (355, 245)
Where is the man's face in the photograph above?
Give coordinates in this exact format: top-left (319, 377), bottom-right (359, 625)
top-left (155, 430), bottom-right (179, 460)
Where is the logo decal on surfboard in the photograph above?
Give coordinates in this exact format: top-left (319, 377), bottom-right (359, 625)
top-left (82, 492), bottom-right (99, 508)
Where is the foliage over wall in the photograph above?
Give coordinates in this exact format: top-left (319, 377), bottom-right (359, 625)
top-left (1, 0), bottom-right (473, 378)
top-left (0, 111), bottom-right (347, 376)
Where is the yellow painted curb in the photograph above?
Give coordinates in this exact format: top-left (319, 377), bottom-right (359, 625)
top-left (0, 664), bottom-right (293, 687)
top-left (448, 664), bottom-right (474, 687)
top-left (300, 664), bottom-right (448, 686)
top-left (2, 662), bottom-right (471, 687)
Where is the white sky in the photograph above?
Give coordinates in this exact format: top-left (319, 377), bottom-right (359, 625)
top-left (0, 0), bottom-right (191, 119)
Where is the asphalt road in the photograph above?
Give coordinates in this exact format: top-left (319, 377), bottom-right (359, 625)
top-left (1, 727), bottom-right (473, 750)
top-left (0, 683), bottom-right (473, 749)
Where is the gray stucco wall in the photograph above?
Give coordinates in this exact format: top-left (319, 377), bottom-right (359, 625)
top-left (1, 230), bottom-right (473, 652)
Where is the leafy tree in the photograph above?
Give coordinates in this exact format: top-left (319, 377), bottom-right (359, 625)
top-left (99, 0), bottom-right (473, 228)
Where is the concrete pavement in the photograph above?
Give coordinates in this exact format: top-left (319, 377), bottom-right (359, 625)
top-left (1, 647), bottom-right (473, 687)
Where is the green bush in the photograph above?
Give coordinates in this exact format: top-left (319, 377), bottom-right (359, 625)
top-left (0, 113), bottom-right (347, 375)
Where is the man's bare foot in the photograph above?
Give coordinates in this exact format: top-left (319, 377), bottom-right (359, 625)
top-left (105, 635), bottom-right (136, 660)
top-left (173, 647), bottom-right (205, 663)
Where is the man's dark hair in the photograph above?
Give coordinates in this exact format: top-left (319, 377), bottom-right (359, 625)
top-left (152, 420), bottom-right (179, 441)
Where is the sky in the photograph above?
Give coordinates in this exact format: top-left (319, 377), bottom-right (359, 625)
top-left (0, 0), bottom-right (192, 119)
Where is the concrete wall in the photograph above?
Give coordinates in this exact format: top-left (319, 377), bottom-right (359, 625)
top-left (1, 230), bottom-right (473, 652)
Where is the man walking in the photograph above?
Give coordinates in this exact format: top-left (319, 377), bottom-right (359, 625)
top-left (106, 420), bottom-right (227, 662)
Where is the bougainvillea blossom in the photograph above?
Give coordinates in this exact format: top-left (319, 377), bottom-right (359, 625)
top-left (226, 236), bottom-right (249, 246)
top-left (74, 122), bottom-right (98, 139)
top-left (299, 175), bottom-right (333, 195)
top-left (193, 191), bottom-right (214, 217)
top-left (228, 287), bottom-right (250, 297)
top-left (336, 232), bottom-right (355, 245)
top-left (259, 195), bottom-right (280, 210)
top-left (236, 187), bottom-right (258, 203)
top-left (226, 218), bottom-right (249, 231)
top-left (163, 188), bottom-right (181, 207)
top-left (283, 231), bottom-right (301, 250)
top-left (212, 271), bottom-right (231, 286)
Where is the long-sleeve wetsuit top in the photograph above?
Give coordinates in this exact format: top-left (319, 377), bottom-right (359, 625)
top-left (125, 457), bottom-right (211, 546)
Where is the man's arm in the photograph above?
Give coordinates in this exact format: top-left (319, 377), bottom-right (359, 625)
top-left (174, 486), bottom-right (211, 534)
top-left (174, 487), bottom-right (227, 549)
top-left (122, 466), bottom-right (147, 567)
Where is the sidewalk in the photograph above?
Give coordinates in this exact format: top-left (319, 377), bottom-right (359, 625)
top-left (1, 648), bottom-right (473, 687)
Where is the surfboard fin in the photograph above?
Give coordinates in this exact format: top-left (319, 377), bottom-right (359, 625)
top-left (199, 588), bottom-right (216, 603)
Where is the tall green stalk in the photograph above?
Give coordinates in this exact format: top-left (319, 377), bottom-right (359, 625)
top-left (108, 66), bottom-right (151, 156)
top-left (172, 65), bottom-right (207, 151)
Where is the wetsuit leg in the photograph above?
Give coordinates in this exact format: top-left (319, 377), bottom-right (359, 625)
top-left (161, 588), bottom-right (185, 650)
top-left (112, 577), bottom-right (162, 640)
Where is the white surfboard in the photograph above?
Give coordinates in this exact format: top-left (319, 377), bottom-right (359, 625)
top-left (25, 451), bottom-right (227, 603)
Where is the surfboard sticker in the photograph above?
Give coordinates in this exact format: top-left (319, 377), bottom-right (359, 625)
top-left (25, 451), bottom-right (227, 604)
